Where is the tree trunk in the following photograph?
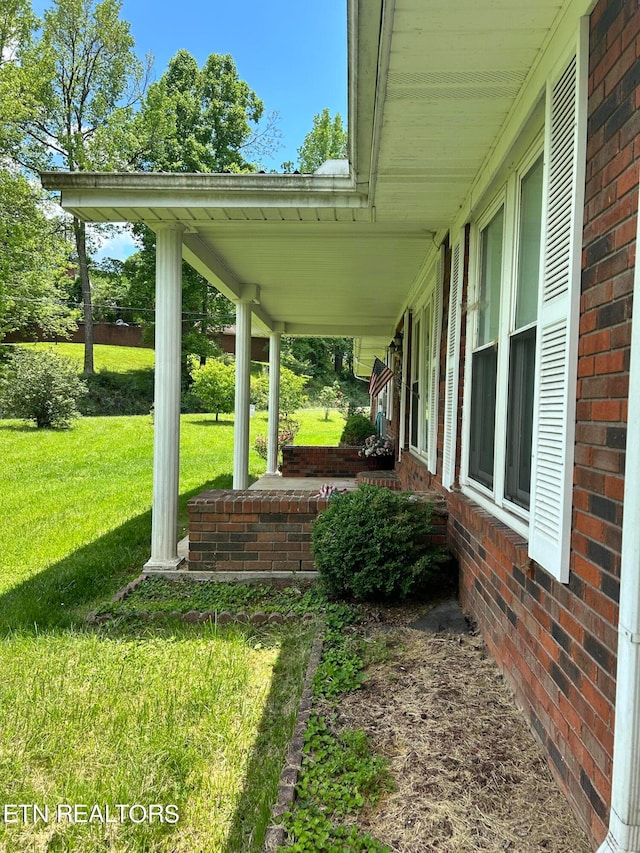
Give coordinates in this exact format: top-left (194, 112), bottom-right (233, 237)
top-left (73, 217), bottom-right (94, 374)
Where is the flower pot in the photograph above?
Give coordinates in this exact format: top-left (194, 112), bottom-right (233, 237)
top-left (365, 455), bottom-right (395, 471)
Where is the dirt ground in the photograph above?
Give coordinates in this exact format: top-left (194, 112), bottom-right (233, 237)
top-left (326, 616), bottom-right (593, 853)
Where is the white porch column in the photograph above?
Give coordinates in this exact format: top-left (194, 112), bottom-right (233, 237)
top-left (145, 224), bottom-right (184, 570)
top-left (266, 332), bottom-right (281, 474)
top-left (597, 193), bottom-right (640, 853)
top-left (233, 300), bottom-right (252, 489)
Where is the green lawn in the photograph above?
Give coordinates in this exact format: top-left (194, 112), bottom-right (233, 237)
top-left (8, 341), bottom-right (155, 372)
top-left (0, 408), bottom-right (342, 852)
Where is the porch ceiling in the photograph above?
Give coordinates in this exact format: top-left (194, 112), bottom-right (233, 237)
top-left (41, 0), bottom-right (580, 373)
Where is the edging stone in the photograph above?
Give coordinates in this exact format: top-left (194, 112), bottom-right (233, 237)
top-left (263, 625), bottom-right (325, 852)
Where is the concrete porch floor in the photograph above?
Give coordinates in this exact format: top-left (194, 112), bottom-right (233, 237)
top-left (249, 474), bottom-right (358, 491)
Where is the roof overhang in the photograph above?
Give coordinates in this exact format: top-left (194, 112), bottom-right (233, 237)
top-left (41, 0), bottom-right (593, 375)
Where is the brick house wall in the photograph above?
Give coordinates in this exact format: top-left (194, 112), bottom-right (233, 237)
top-left (391, 1), bottom-right (639, 844)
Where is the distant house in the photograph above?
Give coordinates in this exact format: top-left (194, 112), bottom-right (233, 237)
top-left (42, 0), bottom-right (640, 848)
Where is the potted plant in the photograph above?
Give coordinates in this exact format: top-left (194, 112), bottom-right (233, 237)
top-left (358, 434), bottom-right (395, 470)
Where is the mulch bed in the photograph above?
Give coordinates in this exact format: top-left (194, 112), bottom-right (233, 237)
top-left (322, 622), bottom-right (593, 853)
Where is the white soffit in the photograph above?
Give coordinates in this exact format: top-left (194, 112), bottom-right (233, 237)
top-left (370, 0), bottom-right (565, 227)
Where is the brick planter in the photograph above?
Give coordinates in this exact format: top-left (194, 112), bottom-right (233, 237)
top-left (188, 489), bottom-right (329, 572)
top-left (281, 445), bottom-right (368, 477)
top-left (188, 488), bottom-right (448, 572)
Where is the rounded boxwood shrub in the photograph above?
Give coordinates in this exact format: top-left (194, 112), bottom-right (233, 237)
top-left (0, 347), bottom-right (87, 428)
top-left (339, 413), bottom-right (375, 446)
top-left (312, 485), bottom-right (445, 601)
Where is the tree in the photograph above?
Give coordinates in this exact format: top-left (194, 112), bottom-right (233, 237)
top-left (0, 0), bottom-right (37, 155)
top-left (129, 49), bottom-right (269, 378)
top-left (191, 359), bottom-right (235, 421)
top-left (251, 366), bottom-right (308, 417)
top-left (297, 108), bottom-right (347, 173)
top-left (138, 49), bottom-right (265, 174)
top-left (0, 169), bottom-right (76, 339)
top-left (13, 0), bottom-right (150, 373)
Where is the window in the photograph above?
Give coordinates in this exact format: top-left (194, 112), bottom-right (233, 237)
top-left (408, 249), bottom-right (443, 472)
top-left (461, 30), bottom-right (587, 582)
top-left (467, 155), bottom-right (543, 510)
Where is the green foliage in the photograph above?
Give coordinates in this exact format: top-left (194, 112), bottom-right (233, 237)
top-left (0, 347), bottom-right (87, 428)
top-left (254, 416), bottom-right (300, 463)
top-left (0, 169), bottom-right (75, 338)
top-left (138, 49), bottom-right (264, 173)
top-left (191, 358), bottom-right (235, 419)
top-left (297, 108), bottom-right (348, 173)
top-left (340, 413), bottom-right (375, 446)
top-left (317, 384), bottom-right (341, 420)
top-left (312, 486), bottom-right (445, 601)
top-left (251, 365), bottom-right (308, 416)
top-left (80, 368), bottom-right (155, 416)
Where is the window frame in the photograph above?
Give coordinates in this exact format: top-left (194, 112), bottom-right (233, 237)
top-left (408, 274), bottom-right (440, 463)
top-left (460, 138), bottom-right (545, 537)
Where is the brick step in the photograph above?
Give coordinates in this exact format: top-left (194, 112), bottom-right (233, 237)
top-left (355, 470), bottom-right (402, 490)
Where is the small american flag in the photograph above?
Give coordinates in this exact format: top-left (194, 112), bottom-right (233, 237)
top-left (368, 357), bottom-right (394, 398)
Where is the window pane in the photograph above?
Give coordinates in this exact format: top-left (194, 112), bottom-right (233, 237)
top-left (423, 302), bottom-right (432, 453)
top-left (505, 327), bottom-right (536, 508)
top-left (515, 156), bottom-right (544, 329)
top-left (469, 346), bottom-right (497, 489)
top-left (478, 207), bottom-right (504, 347)
top-left (410, 318), bottom-right (420, 447)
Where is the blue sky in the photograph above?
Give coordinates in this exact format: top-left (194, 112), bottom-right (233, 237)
top-left (32, 0), bottom-right (348, 258)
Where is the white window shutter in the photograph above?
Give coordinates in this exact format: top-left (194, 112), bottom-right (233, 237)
top-left (428, 246), bottom-right (445, 474)
top-left (443, 231), bottom-right (465, 490)
top-left (529, 27), bottom-right (587, 582)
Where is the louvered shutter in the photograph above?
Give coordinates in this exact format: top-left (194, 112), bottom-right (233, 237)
top-left (529, 29), bottom-right (587, 582)
top-left (427, 246), bottom-right (445, 474)
top-left (443, 232), bottom-right (465, 490)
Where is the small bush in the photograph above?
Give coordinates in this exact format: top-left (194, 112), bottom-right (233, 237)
top-left (254, 417), bottom-right (300, 463)
top-left (0, 348), bottom-right (87, 428)
top-left (191, 359), bottom-right (235, 420)
top-left (312, 485), bottom-right (445, 601)
top-left (340, 413), bottom-right (375, 446)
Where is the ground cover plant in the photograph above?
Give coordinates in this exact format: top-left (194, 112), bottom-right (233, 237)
top-left (279, 605), bottom-right (393, 851)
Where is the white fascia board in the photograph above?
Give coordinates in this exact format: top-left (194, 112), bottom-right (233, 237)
top-left (286, 323), bottom-right (391, 338)
top-left (40, 170), bottom-right (368, 218)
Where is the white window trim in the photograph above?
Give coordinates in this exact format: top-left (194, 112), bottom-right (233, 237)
top-left (408, 258), bottom-right (441, 462)
top-left (459, 26), bottom-right (586, 576)
top-left (460, 142), bottom-right (545, 539)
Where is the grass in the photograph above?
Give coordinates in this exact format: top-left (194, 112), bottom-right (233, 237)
top-left (6, 341), bottom-right (155, 372)
top-left (0, 620), bottom-right (314, 852)
top-left (0, 408), bottom-right (343, 627)
top-left (0, 408), bottom-right (343, 850)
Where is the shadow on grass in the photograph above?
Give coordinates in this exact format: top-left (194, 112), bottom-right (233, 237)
top-left (188, 418), bottom-right (235, 427)
top-left (221, 622), bottom-right (316, 853)
top-left (0, 474), bottom-right (233, 635)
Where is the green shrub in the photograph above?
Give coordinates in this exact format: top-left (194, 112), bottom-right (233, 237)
top-left (80, 369), bottom-right (155, 416)
top-left (312, 485), bottom-right (445, 601)
top-left (250, 365), bottom-right (308, 415)
top-left (191, 358), bottom-right (235, 420)
top-left (0, 348), bottom-right (87, 428)
top-left (339, 413), bottom-right (375, 446)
